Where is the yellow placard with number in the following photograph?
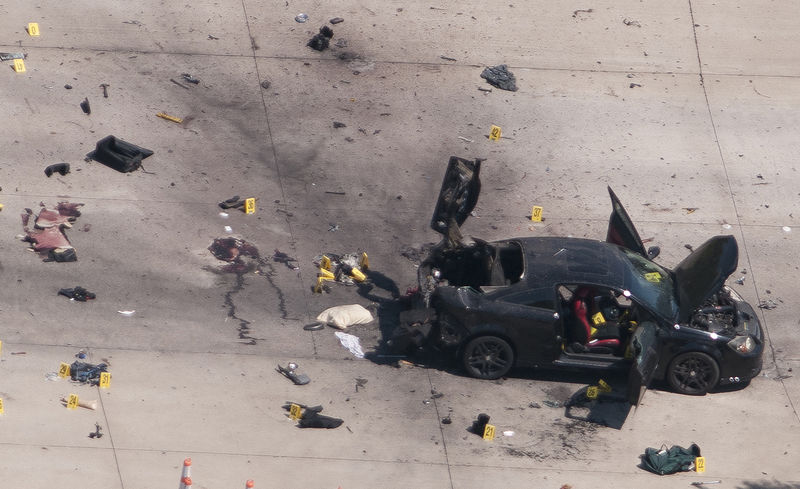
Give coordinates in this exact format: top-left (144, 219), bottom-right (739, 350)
top-left (13, 59), bottom-right (26, 73)
top-left (587, 386), bottom-right (599, 399)
top-left (530, 206), bottom-right (543, 222)
top-left (695, 456), bottom-right (705, 473)
top-left (489, 125), bottom-right (502, 141)
top-left (99, 372), bottom-right (111, 388)
top-left (598, 379), bottom-right (612, 392)
top-left (482, 424), bottom-right (496, 440)
top-left (644, 272), bottom-right (661, 283)
top-left (359, 252), bottom-right (369, 270)
top-left (244, 198), bottom-right (256, 215)
top-left (0, 398), bottom-right (4, 414)
top-left (67, 394), bottom-right (79, 410)
top-left (0, 340), bottom-right (3, 355)
top-left (320, 255), bottom-right (332, 271)
top-left (591, 312), bottom-right (606, 326)
top-left (289, 403), bottom-right (302, 420)
top-left (58, 363), bottom-right (71, 378)
top-left (28, 23), bottom-right (40, 36)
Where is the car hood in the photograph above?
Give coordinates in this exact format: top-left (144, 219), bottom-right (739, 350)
top-left (673, 235), bottom-right (738, 322)
top-left (430, 157), bottom-right (482, 245)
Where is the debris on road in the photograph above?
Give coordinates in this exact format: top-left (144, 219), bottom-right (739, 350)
top-left (60, 397), bottom-right (98, 410)
top-left (44, 162), bottom-right (70, 177)
top-left (117, 310), bottom-right (135, 316)
top-left (317, 304), bottom-right (373, 330)
top-left (181, 73), bottom-right (200, 84)
top-left (333, 121), bottom-right (347, 128)
top-left (282, 403), bottom-right (343, 428)
top-left (307, 26), bottom-right (334, 51)
top-left (20, 202), bottom-right (84, 262)
top-left (623, 18), bottom-right (642, 27)
top-left (480, 64), bottom-right (518, 92)
top-left (295, 13), bottom-right (308, 23)
top-left (313, 252), bottom-right (369, 291)
top-left (156, 112), bottom-right (183, 124)
top-left (440, 55), bottom-right (457, 61)
top-left (272, 249), bottom-right (300, 270)
top-left (80, 98), bottom-right (91, 114)
top-left (99, 83), bottom-right (110, 98)
top-left (691, 482), bottom-right (721, 486)
top-left (219, 195), bottom-right (246, 210)
top-left (329, 17), bottom-right (344, 24)
top-left (89, 423), bottom-right (104, 438)
top-left (209, 237), bottom-right (260, 273)
top-left (0, 52), bottom-right (25, 61)
top-left (58, 286), bottom-right (96, 301)
top-left (70, 361), bottom-right (108, 385)
top-left (572, 8), bottom-right (593, 17)
top-left (758, 299), bottom-right (778, 310)
top-left (86, 135), bottom-right (154, 173)
top-left (277, 363), bottom-right (311, 385)
top-left (469, 413), bottom-right (491, 436)
top-left (303, 322), bottom-right (325, 331)
top-left (334, 331), bottom-right (366, 358)
top-left (640, 443), bottom-right (701, 475)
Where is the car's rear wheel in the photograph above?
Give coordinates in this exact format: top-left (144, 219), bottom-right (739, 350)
top-left (667, 351), bottom-right (720, 395)
top-left (462, 336), bottom-right (514, 380)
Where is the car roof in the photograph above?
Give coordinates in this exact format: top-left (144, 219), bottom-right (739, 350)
top-left (509, 236), bottom-right (631, 289)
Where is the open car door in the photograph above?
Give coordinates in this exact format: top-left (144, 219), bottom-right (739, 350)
top-left (626, 321), bottom-right (660, 406)
top-left (430, 156), bottom-right (482, 246)
top-left (606, 187), bottom-right (649, 258)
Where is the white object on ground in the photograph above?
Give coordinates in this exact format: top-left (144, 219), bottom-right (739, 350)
top-left (118, 310), bottom-right (135, 316)
top-left (503, 431), bottom-right (515, 437)
top-left (783, 226), bottom-right (791, 232)
top-left (316, 304), bottom-right (373, 330)
top-left (219, 212), bottom-right (229, 218)
top-left (224, 226), bottom-right (233, 233)
top-left (335, 332), bottom-right (365, 358)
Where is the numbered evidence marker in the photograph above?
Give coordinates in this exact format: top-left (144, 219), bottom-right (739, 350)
top-left (13, 59), bottom-right (26, 73)
top-left (289, 403), bottom-right (302, 421)
top-left (530, 205), bottom-right (543, 222)
top-left (99, 372), bottom-right (111, 389)
top-left (695, 456), bottom-right (706, 473)
top-left (0, 398), bottom-right (4, 415)
top-left (489, 125), bottom-right (502, 141)
top-left (67, 394), bottom-right (79, 410)
top-left (58, 362), bottom-right (71, 379)
top-left (644, 272), bottom-right (661, 283)
top-left (586, 386), bottom-right (599, 400)
top-left (28, 23), bottom-right (40, 36)
top-left (482, 424), bottom-right (496, 441)
top-left (244, 198), bottom-right (256, 215)
top-left (598, 379), bottom-right (612, 393)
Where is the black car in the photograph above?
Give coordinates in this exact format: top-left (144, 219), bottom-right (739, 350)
top-left (412, 156), bottom-right (763, 403)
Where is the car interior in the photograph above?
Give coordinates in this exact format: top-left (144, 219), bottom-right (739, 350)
top-left (558, 284), bottom-right (634, 356)
top-left (427, 240), bottom-right (524, 290)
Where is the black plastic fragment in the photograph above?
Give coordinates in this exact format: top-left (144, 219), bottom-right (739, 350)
top-left (219, 195), bottom-right (245, 209)
top-left (307, 26), bottom-right (334, 51)
top-left (80, 98), bottom-right (91, 114)
top-left (44, 163), bottom-right (70, 177)
top-left (86, 135), bottom-right (154, 173)
top-left (480, 64), bottom-right (518, 92)
top-left (47, 248), bottom-right (77, 262)
top-left (330, 17), bottom-right (344, 24)
top-left (70, 361), bottom-right (108, 385)
top-left (58, 286), bottom-right (96, 302)
top-left (469, 413), bottom-right (491, 436)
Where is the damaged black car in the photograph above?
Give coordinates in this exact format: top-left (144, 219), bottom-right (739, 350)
top-left (406, 157), bottom-right (763, 403)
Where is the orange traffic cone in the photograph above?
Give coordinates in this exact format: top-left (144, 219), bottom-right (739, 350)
top-left (183, 477), bottom-right (192, 488)
top-left (179, 458), bottom-right (192, 489)
top-left (245, 481), bottom-right (254, 488)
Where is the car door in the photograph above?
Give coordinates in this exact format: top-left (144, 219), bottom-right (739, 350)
top-left (626, 321), bottom-right (660, 406)
top-left (606, 186), bottom-right (648, 258)
top-left (487, 288), bottom-right (563, 364)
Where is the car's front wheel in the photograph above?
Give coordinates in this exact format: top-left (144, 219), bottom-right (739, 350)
top-left (667, 351), bottom-right (720, 395)
top-left (462, 336), bottom-right (514, 380)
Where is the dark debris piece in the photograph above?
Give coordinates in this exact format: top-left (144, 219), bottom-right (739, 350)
top-left (44, 163), bottom-right (70, 177)
top-left (70, 361), bottom-right (108, 385)
top-left (181, 73), bottom-right (200, 84)
top-left (89, 423), bottom-right (103, 439)
top-left (218, 195), bottom-right (245, 209)
top-left (307, 26), bottom-right (334, 51)
top-left (86, 135), bottom-right (154, 173)
top-left (272, 249), bottom-right (299, 270)
top-left (80, 98), bottom-right (91, 114)
top-left (330, 17), bottom-right (344, 24)
top-left (480, 64), bottom-right (518, 92)
top-left (333, 121), bottom-right (347, 128)
top-left (58, 286), bottom-right (96, 302)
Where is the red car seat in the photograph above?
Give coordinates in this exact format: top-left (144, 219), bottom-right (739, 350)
top-left (571, 287), bottom-right (621, 352)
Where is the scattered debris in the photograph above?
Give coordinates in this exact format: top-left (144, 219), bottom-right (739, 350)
top-left (99, 83), bottom-right (109, 98)
top-left (441, 415), bottom-right (452, 424)
top-left (303, 323), bottom-right (325, 331)
top-left (334, 331), bottom-right (366, 358)
top-left (329, 17), bottom-right (344, 24)
top-left (735, 276), bottom-right (745, 285)
top-left (89, 423), bottom-right (103, 438)
top-left (64, 84), bottom-right (72, 89)
top-left (640, 443), bottom-right (702, 475)
top-left (307, 26), bottom-right (334, 51)
top-left (272, 249), bottom-right (300, 270)
top-left (86, 135), bottom-right (154, 173)
top-left (333, 121), bottom-right (347, 128)
top-left (355, 378), bottom-right (367, 392)
top-left (469, 413), bottom-right (491, 436)
top-left (317, 304), bottom-right (373, 330)
top-left (295, 13), bottom-right (308, 23)
top-left (480, 64), bottom-right (518, 92)
top-left (758, 300), bottom-right (778, 310)
top-left (691, 482), bottom-right (722, 486)
top-left (170, 78), bottom-right (190, 89)
top-left (683, 207), bottom-right (698, 213)
top-left (118, 310), bottom-right (135, 316)
top-left (477, 87), bottom-right (492, 93)
top-left (44, 163), bottom-right (70, 177)
top-left (458, 136), bottom-right (474, 143)
top-left (60, 397), bottom-right (98, 410)
top-left (20, 202), bottom-right (84, 262)
top-left (70, 361), bottom-right (108, 385)
top-left (277, 363), bottom-right (310, 385)
top-left (572, 8), bottom-right (593, 17)
top-left (58, 286), bottom-right (96, 302)
top-left (440, 55), bottom-right (457, 61)
top-left (623, 18), bottom-right (642, 27)
top-left (685, 244), bottom-right (694, 252)
top-left (208, 34), bottom-right (219, 40)
top-left (282, 403), bottom-right (343, 429)
top-left (218, 195), bottom-right (246, 210)
top-left (0, 52), bottom-right (25, 61)
top-left (629, 83), bottom-right (642, 88)
top-left (156, 112), bottom-right (183, 123)
top-left (80, 98), bottom-right (91, 115)
top-left (260, 80), bottom-right (271, 89)
top-left (208, 237), bottom-right (260, 273)
top-left (181, 73), bottom-right (199, 84)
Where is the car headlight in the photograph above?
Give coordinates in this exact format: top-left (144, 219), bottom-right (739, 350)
top-left (728, 335), bottom-right (756, 354)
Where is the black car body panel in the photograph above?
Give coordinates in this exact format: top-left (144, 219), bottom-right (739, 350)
top-left (415, 157), bottom-right (764, 401)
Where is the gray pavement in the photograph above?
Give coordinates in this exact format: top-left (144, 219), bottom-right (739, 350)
top-left (1, 1), bottom-right (798, 488)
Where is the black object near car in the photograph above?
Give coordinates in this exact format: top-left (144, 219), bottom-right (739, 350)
top-left (406, 156), bottom-right (763, 404)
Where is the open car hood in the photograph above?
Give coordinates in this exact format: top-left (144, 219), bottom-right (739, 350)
top-left (430, 157), bottom-right (482, 245)
top-left (673, 235), bottom-right (739, 322)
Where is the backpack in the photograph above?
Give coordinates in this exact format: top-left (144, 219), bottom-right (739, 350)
top-left (641, 444), bottom-right (701, 475)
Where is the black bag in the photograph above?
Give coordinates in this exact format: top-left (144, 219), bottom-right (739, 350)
top-left (641, 443), bottom-right (701, 475)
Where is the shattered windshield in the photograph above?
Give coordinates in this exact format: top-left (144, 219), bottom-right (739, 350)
top-left (620, 248), bottom-right (679, 321)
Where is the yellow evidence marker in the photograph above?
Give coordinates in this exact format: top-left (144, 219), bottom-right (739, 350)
top-left (591, 312), bottom-right (606, 326)
top-left (489, 125), bottom-right (502, 141)
top-left (245, 198), bottom-right (256, 215)
top-left (0, 339), bottom-right (3, 355)
top-left (530, 206), bottom-right (543, 222)
top-left (482, 424), bottom-right (496, 441)
top-left (28, 23), bottom-right (40, 36)
top-left (359, 252), bottom-right (369, 270)
top-left (156, 112), bottom-right (183, 123)
top-left (67, 394), bottom-right (79, 410)
top-left (0, 398), bottom-right (4, 415)
top-left (99, 372), bottom-right (112, 389)
top-left (695, 456), bottom-right (706, 473)
top-left (58, 363), bottom-right (71, 378)
top-left (289, 403), bottom-right (302, 420)
top-left (598, 379), bottom-right (612, 393)
top-left (13, 59), bottom-right (26, 73)
top-left (586, 386), bottom-right (599, 399)
top-left (644, 272), bottom-right (661, 283)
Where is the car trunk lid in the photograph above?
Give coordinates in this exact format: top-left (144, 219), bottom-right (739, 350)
top-left (430, 157), bottom-right (482, 246)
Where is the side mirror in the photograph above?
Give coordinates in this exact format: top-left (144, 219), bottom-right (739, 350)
top-left (647, 246), bottom-right (660, 259)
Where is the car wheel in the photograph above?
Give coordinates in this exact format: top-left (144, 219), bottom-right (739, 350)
top-left (462, 336), bottom-right (514, 380)
top-left (667, 351), bottom-right (720, 395)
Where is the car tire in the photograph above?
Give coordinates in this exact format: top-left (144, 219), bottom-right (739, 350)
top-left (462, 336), bottom-right (514, 380)
top-left (667, 351), bottom-right (720, 395)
